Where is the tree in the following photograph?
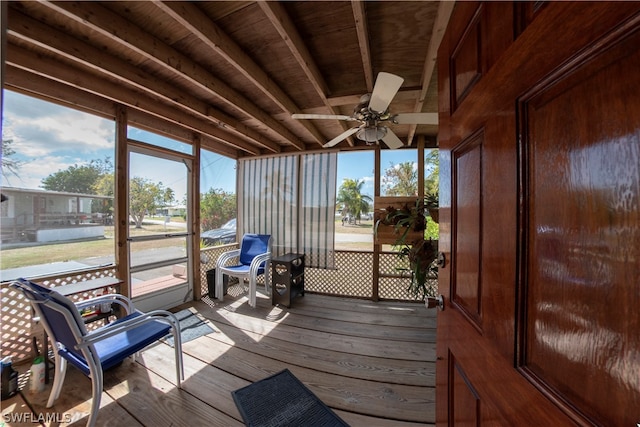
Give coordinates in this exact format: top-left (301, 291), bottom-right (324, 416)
top-left (337, 178), bottom-right (372, 220)
top-left (200, 188), bottom-right (236, 231)
top-left (41, 157), bottom-right (113, 194)
top-left (424, 149), bottom-right (440, 240)
top-left (1, 139), bottom-right (22, 178)
top-left (382, 161), bottom-right (418, 196)
top-left (424, 149), bottom-right (439, 197)
top-left (129, 177), bottom-right (174, 228)
top-left (93, 173), bottom-right (114, 214)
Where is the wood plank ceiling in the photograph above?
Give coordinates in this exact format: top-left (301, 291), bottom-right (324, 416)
top-left (3, 1), bottom-right (453, 159)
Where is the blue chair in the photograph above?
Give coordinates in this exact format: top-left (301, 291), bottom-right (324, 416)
top-left (215, 234), bottom-right (271, 308)
top-left (11, 278), bottom-right (183, 427)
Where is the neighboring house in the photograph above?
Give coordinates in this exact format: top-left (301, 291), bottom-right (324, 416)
top-left (157, 205), bottom-right (186, 217)
top-left (0, 187), bottom-right (112, 243)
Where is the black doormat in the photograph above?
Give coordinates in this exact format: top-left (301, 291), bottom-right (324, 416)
top-left (164, 309), bottom-right (215, 347)
top-left (232, 369), bottom-right (349, 427)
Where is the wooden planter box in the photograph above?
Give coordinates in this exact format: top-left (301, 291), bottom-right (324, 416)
top-left (373, 196), bottom-right (426, 245)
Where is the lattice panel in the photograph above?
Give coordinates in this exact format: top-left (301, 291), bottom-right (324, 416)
top-left (1, 267), bottom-right (118, 364)
top-left (379, 251), bottom-right (411, 275)
top-left (198, 244), bottom-right (239, 298)
top-left (39, 267), bottom-right (119, 302)
top-left (379, 276), bottom-right (415, 300)
top-left (377, 252), bottom-right (439, 300)
top-left (379, 251), bottom-right (413, 300)
top-left (0, 285), bottom-right (32, 365)
top-left (305, 251), bottom-right (374, 298)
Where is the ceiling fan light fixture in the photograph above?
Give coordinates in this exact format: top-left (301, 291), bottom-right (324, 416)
top-left (357, 126), bottom-right (387, 142)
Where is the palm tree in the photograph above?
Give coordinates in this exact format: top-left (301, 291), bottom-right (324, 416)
top-left (337, 178), bottom-right (372, 221)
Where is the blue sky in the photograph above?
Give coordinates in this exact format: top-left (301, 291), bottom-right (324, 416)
top-left (2, 90), bottom-right (419, 201)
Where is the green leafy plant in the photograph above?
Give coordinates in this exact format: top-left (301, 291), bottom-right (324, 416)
top-left (424, 192), bottom-right (439, 224)
top-left (424, 192), bottom-right (438, 209)
top-left (381, 197), bottom-right (438, 301)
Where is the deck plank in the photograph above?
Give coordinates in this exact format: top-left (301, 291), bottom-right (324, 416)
top-left (190, 321), bottom-right (434, 386)
top-left (105, 355), bottom-right (241, 426)
top-left (248, 296), bottom-right (436, 342)
top-left (199, 298), bottom-right (435, 361)
top-left (23, 363), bottom-right (142, 427)
top-left (13, 292), bottom-right (436, 426)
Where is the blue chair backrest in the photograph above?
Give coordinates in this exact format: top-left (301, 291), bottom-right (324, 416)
top-left (239, 234), bottom-right (271, 266)
top-left (12, 278), bottom-right (87, 360)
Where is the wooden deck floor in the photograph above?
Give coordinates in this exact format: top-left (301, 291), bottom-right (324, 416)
top-left (13, 286), bottom-right (436, 426)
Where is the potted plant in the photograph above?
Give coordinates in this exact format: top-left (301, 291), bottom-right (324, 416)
top-left (380, 197), bottom-right (438, 301)
top-left (424, 192), bottom-right (439, 223)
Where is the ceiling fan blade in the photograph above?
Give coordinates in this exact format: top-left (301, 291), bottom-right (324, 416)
top-left (381, 128), bottom-right (404, 149)
top-left (369, 72), bottom-right (404, 113)
top-left (393, 112), bottom-right (438, 125)
top-left (323, 127), bottom-right (360, 148)
top-left (292, 113), bottom-right (354, 121)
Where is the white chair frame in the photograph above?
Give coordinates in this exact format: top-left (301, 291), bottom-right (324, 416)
top-left (215, 236), bottom-right (271, 308)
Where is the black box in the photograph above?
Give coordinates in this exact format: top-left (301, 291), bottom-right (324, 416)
top-left (206, 268), bottom-right (228, 298)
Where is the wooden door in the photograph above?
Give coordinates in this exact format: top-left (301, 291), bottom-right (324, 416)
top-left (436, 2), bottom-right (640, 425)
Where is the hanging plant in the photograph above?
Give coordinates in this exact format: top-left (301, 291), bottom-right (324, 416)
top-left (424, 192), bottom-right (439, 223)
top-left (380, 197), bottom-right (438, 301)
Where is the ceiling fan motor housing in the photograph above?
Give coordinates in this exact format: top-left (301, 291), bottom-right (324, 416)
top-left (357, 126), bottom-right (387, 143)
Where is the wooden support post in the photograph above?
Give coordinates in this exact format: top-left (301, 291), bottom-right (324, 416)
top-left (192, 133), bottom-right (202, 299)
top-left (372, 145), bottom-right (381, 302)
top-left (114, 105), bottom-right (130, 298)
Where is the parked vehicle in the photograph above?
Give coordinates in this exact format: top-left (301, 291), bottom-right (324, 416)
top-left (201, 218), bottom-right (236, 246)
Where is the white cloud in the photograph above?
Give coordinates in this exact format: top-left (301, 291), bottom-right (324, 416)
top-left (2, 90), bottom-right (115, 190)
top-left (5, 110), bottom-right (114, 157)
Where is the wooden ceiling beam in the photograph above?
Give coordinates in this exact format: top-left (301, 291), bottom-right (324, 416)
top-left (258, 0), bottom-right (356, 147)
top-left (406, 0), bottom-right (454, 145)
top-left (4, 48), bottom-right (262, 156)
top-left (4, 68), bottom-right (117, 121)
top-left (351, 1), bottom-right (374, 93)
top-left (153, 1), bottom-right (327, 147)
top-left (37, 1), bottom-right (304, 151)
top-left (258, 1), bottom-right (330, 99)
top-left (6, 8), bottom-right (280, 154)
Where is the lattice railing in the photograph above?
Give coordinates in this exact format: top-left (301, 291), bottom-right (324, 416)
top-left (199, 243), bottom-right (240, 298)
top-left (201, 248), bottom-right (431, 300)
top-left (304, 250), bottom-right (436, 300)
top-left (305, 251), bottom-right (374, 297)
top-left (1, 267), bottom-right (119, 365)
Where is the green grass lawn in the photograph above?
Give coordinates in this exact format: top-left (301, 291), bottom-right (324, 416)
top-left (1, 224), bottom-right (187, 270)
top-left (1, 219), bottom-right (435, 270)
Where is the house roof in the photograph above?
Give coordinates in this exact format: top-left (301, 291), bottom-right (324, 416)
top-left (4, 1), bottom-right (451, 159)
top-left (1, 186), bottom-right (113, 200)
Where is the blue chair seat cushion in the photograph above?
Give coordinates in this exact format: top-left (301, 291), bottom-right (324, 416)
top-left (223, 264), bottom-right (265, 275)
top-left (59, 312), bottom-right (171, 375)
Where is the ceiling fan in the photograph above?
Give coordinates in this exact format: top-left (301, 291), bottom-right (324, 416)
top-left (292, 72), bottom-right (437, 149)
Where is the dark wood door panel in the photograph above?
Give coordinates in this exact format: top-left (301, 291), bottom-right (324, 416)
top-left (451, 7), bottom-right (482, 110)
top-left (438, 2), bottom-right (640, 426)
top-left (448, 2), bottom-right (514, 114)
top-left (452, 131), bottom-right (483, 328)
top-left (449, 352), bottom-right (480, 426)
top-left (438, 309), bottom-right (572, 426)
top-left (518, 26), bottom-right (640, 426)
